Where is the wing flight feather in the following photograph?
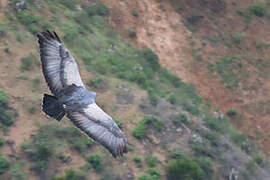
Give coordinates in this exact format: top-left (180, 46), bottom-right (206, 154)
top-left (67, 103), bottom-right (128, 157)
top-left (37, 31), bottom-right (84, 96)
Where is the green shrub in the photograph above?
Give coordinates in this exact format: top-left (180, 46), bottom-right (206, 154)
top-left (166, 156), bottom-right (204, 180)
top-left (197, 157), bottom-right (213, 179)
top-left (86, 154), bottom-right (103, 172)
top-left (179, 114), bottom-right (189, 125)
top-left (226, 108), bottom-right (237, 117)
top-left (20, 54), bottom-right (36, 72)
top-left (171, 151), bottom-right (184, 159)
top-left (139, 48), bottom-right (160, 71)
top-left (194, 54), bottom-right (202, 61)
top-left (183, 102), bottom-right (200, 115)
top-left (63, 26), bottom-right (79, 43)
top-left (128, 29), bottom-right (137, 38)
top-left (149, 117), bottom-right (163, 130)
top-left (246, 159), bottom-right (257, 174)
top-left (9, 162), bottom-right (26, 180)
top-left (236, 9), bottom-right (252, 24)
top-left (57, 153), bottom-right (70, 163)
top-left (73, 12), bottom-right (92, 31)
top-left (249, 3), bottom-right (265, 17)
top-left (59, 0), bottom-right (78, 10)
top-left (4, 46), bottom-right (10, 54)
top-left (148, 168), bottom-right (161, 179)
top-left (22, 142), bottom-right (52, 161)
top-left (138, 174), bottom-right (151, 180)
top-left (209, 56), bottom-right (241, 90)
top-left (68, 136), bottom-right (93, 153)
top-left (0, 155), bottom-right (9, 174)
top-left (40, 20), bottom-right (53, 31)
top-left (32, 78), bottom-right (40, 92)
top-left (130, 72), bottom-right (148, 89)
top-left (0, 90), bottom-right (8, 106)
top-left (16, 10), bottom-right (39, 26)
top-left (115, 119), bottom-right (123, 129)
top-left (202, 131), bottom-right (219, 147)
top-left (148, 90), bottom-right (159, 105)
top-left (252, 153), bottom-right (265, 167)
top-left (203, 115), bottom-right (223, 132)
top-left (230, 132), bottom-right (246, 147)
top-left (28, 24), bottom-right (39, 34)
top-left (52, 169), bottom-right (86, 180)
top-left (21, 125), bottom-right (58, 174)
top-left (133, 119), bottom-right (147, 139)
top-left (84, 4), bottom-right (109, 16)
top-left (133, 156), bottom-right (142, 168)
top-left (160, 69), bottom-right (182, 87)
top-left (191, 142), bottom-right (219, 159)
top-left (0, 138), bottom-right (4, 147)
top-left (16, 34), bottom-right (24, 43)
top-left (167, 94), bottom-right (177, 105)
top-left (133, 117), bottom-right (163, 139)
top-left (132, 10), bottom-right (139, 17)
top-left (145, 155), bottom-right (159, 167)
top-left (0, 108), bottom-right (14, 126)
top-left (37, 125), bottom-right (94, 153)
top-left (88, 15), bottom-right (106, 28)
top-left (27, 104), bottom-right (36, 113)
top-left (170, 113), bottom-right (189, 126)
top-left (0, 24), bottom-right (7, 38)
top-left (0, 91), bottom-right (16, 127)
top-left (186, 14), bottom-right (204, 24)
top-left (16, 10), bottom-right (40, 34)
top-left (232, 33), bottom-right (246, 44)
top-left (87, 77), bottom-right (103, 88)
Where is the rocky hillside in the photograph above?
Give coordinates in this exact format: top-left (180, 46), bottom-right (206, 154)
top-left (0, 0), bottom-right (270, 180)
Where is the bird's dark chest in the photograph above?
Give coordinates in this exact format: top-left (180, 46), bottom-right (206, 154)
top-left (58, 85), bottom-right (96, 112)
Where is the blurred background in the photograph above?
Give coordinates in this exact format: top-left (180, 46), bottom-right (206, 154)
top-left (0, 0), bottom-right (270, 179)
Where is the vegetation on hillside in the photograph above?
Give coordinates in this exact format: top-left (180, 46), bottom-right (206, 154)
top-left (0, 90), bottom-right (17, 134)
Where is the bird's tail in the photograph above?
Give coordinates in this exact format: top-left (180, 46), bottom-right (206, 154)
top-left (42, 94), bottom-right (65, 121)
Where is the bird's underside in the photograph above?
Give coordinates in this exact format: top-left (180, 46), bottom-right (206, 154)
top-left (37, 30), bottom-right (128, 157)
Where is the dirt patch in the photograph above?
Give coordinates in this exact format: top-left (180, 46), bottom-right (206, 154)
top-left (116, 85), bottom-right (135, 104)
top-left (0, 0), bottom-right (8, 8)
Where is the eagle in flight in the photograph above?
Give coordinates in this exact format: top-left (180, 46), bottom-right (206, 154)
top-left (37, 31), bottom-right (128, 157)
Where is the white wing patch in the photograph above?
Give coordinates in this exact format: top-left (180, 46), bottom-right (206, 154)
top-left (63, 59), bottom-right (85, 87)
top-left (83, 103), bottom-right (113, 123)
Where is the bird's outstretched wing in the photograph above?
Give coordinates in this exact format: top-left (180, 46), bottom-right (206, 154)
top-left (67, 103), bottom-right (128, 157)
top-left (37, 31), bottom-right (84, 96)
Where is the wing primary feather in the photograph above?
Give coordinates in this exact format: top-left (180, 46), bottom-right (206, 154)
top-left (53, 31), bottom-right (62, 43)
top-left (47, 30), bottom-right (55, 39)
top-left (42, 31), bottom-right (51, 40)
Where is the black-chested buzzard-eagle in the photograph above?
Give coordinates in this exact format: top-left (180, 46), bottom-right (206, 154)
top-left (37, 31), bottom-right (128, 157)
